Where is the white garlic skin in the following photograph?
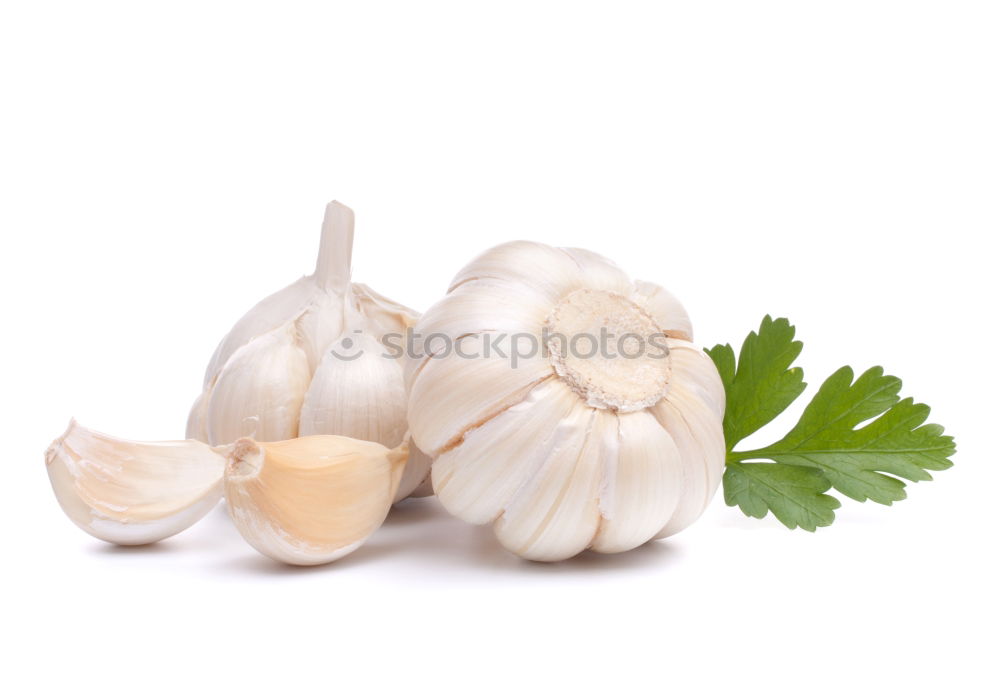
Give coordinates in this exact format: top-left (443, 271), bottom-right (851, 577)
top-left (407, 241), bottom-right (725, 561)
top-left (45, 421), bottom-right (225, 545)
top-left (186, 201), bottom-right (430, 501)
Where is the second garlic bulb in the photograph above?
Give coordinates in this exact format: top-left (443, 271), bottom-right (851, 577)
top-left (187, 201), bottom-right (431, 500)
top-left (407, 241), bottom-right (726, 560)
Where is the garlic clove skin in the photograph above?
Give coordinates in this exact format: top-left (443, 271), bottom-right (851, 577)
top-left (201, 276), bottom-right (318, 390)
top-left (407, 335), bottom-right (553, 456)
top-left (447, 241), bottom-right (585, 304)
top-left (491, 394), bottom-right (605, 561)
top-left (631, 280), bottom-right (693, 342)
top-left (589, 409), bottom-right (682, 553)
top-left (205, 322), bottom-right (312, 445)
top-left (299, 333), bottom-right (406, 445)
top-left (396, 446), bottom-right (433, 501)
top-left (223, 435), bottom-right (408, 565)
top-left (45, 421), bottom-right (224, 545)
top-left (351, 282), bottom-right (420, 337)
top-left (432, 378), bottom-right (574, 525)
top-left (560, 247), bottom-right (634, 296)
top-left (185, 390), bottom-right (209, 441)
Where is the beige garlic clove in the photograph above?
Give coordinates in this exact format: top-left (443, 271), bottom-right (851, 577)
top-left (45, 421), bottom-right (225, 545)
top-left (223, 435), bottom-right (408, 566)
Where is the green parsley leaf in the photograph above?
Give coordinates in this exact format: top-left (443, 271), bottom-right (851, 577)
top-left (706, 315), bottom-right (806, 451)
top-left (707, 317), bottom-right (955, 530)
top-left (723, 462), bottom-right (840, 531)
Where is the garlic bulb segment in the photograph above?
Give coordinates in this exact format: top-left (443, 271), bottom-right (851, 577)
top-left (45, 421), bottom-right (224, 545)
top-left (223, 435), bottom-right (408, 565)
top-left (186, 200), bottom-right (429, 499)
top-left (205, 322), bottom-right (312, 445)
top-left (409, 241), bottom-right (725, 560)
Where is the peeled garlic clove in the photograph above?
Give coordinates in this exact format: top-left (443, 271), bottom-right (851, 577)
top-left (205, 322), bottom-right (312, 445)
top-left (224, 435), bottom-right (408, 565)
top-left (45, 421), bottom-right (224, 545)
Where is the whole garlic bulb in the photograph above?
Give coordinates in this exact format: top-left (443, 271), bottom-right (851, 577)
top-left (186, 201), bottom-right (430, 501)
top-left (407, 241), bottom-right (725, 561)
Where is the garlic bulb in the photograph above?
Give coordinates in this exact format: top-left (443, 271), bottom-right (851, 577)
top-left (45, 420), bottom-right (224, 545)
top-left (224, 435), bottom-right (408, 565)
top-left (186, 201), bottom-right (430, 501)
top-left (407, 241), bottom-right (725, 561)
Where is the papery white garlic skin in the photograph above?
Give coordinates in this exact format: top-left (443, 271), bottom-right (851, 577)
top-left (408, 241), bottom-right (725, 561)
top-left (186, 201), bottom-right (430, 500)
top-left (45, 421), bottom-right (225, 545)
top-left (223, 435), bottom-right (408, 566)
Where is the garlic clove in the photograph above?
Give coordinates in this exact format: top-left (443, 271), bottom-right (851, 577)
top-left (431, 379), bottom-right (577, 525)
top-left (590, 409), bottom-right (682, 554)
top-left (492, 406), bottom-right (604, 561)
top-left (396, 446), bottom-right (433, 502)
top-left (205, 322), bottom-right (311, 445)
top-left (45, 421), bottom-right (224, 545)
top-left (631, 280), bottom-right (694, 342)
top-left (185, 390), bottom-right (209, 441)
top-left (201, 276), bottom-right (317, 390)
top-left (650, 384), bottom-right (726, 539)
top-left (407, 335), bottom-right (554, 456)
top-left (299, 333), bottom-right (406, 444)
top-left (647, 343), bottom-right (726, 538)
top-left (223, 435), bottom-right (408, 565)
top-left (665, 338), bottom-right (727, 418)
top-left (414, 278), bottom-right (550, 359)
top-left (559, 247), bottom-right (634, 296)
top-left (448, 241), bottom-right (585, 303)
top-left (293, 293), bottom-right (348, 374)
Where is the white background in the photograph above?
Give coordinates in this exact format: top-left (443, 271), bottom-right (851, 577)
top-left (2, 2), bottom-right (997, 694)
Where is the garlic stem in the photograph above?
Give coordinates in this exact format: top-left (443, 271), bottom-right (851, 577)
top-left (314, 200), bottom-right (355, 292)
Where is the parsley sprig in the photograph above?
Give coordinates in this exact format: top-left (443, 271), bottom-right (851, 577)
top-left (706, 316), bottom-right (955, 530)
